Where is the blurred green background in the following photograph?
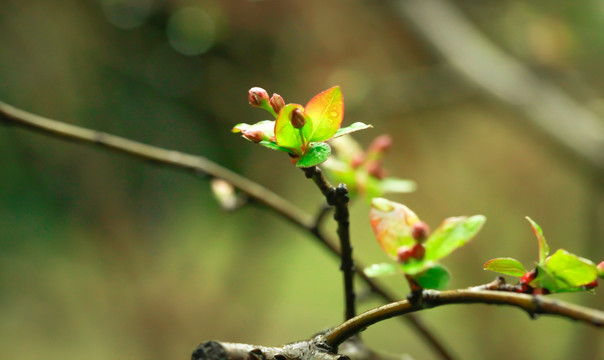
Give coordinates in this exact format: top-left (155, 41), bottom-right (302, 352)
top-left (1, 0), bottom-right (604, 359)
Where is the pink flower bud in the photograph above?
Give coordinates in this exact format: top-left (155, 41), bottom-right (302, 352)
top-left (291, 108), bottom-right (306, 129)
top-left (241, 129), bottom-right (264, 143)
top-left (351, 153), bottom-right (365, 168)
top-left (411, 221), bottom-right (430, 243)
top-left (368, 134), bottom-right (393, 154)
top-left (366, 161), bottom-right (387, 179)
top-left (269, 93), bottom-right (285, 113)
top-left (397, 246), bottom-right (413, 263)
top-left (248, 87), bottom-right (269, 107)
top-left (410, 243), bottom-right (425, 260)
top-left (597, 261), bottom-right (604, 277)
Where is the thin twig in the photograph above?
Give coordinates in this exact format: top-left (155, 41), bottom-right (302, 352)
top-left (323, 289), bottom-right (604, 349)
top-left (303, 167), bottom-right (356, 320)
top-left (0, 100), bottom-right (454, 360)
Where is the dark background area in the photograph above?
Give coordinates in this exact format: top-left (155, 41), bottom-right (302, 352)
top-left (1, 1), bottom-right (603, 359)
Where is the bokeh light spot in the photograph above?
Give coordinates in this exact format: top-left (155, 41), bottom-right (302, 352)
top-left (167, 7), bottom-right (216, 56)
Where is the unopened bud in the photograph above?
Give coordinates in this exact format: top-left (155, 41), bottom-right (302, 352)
top-left (351, 153), bottom-right (365, 168)
top-left (583, 279), bottom-right (599, 290)
top-left (368, 135), bottom-right (393, 154)
top-left (520, 269), bottom-right (537, 284)
top-left (248, 87), bottom-right (269, 107)
top-left (241, 129), bottom-right (264, 143)
top-left (597, 261), bottom-right (604, 277)
top-left (269, 93), bottom-right (285, 113)
top-left (291, 108), bottom-right (306, 129)
top-left (411, 221), bottom-right (430, 243)
top-left (410, 243), bottom-right (425, 260)
top-left (366, 161), bottom-right (387, 179)
top-left (397, 246), bottom-right (413, 263)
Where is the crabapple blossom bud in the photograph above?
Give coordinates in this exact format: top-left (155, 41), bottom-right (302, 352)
top-left (410, 243), bottom-right (425, 260)
top-left (291, 108), bottom-right (306, 129)
top-left (411, 221), bottom-right (430, 243)
top-left (368, 134), bottom-right (393, 154)
top-left (532, 288), bottom-right (550, 295)
top-left (269, 93), bottom-right (285, 113)
top-left (366, 161), bottom-right (387, 179)
top-left (397, 246), bottom-right (413, 263)
top-left (597, 261), bottom-right (604, 277)
top-left (241, 129), bottom-right (264, 143)
top-left (248, 87), bottom-right (269, 107)
top-left (520, 269), bottom-right (537, 284)
top-left (583, 279), bottom-right (599, 289)
top-left (351, 153), bottom-right (365, 168)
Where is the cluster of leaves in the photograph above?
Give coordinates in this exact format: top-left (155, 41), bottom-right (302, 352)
top-left (234, 86), bottom-right (604, 296)
top-left (322, 135), bottom-right (416, 201)
top-left (233, 86), bottom-right (371, 168)
top-left (484, 217), bottom-right (604, 294)
top-left (364, 198), bottom-right (485, 289)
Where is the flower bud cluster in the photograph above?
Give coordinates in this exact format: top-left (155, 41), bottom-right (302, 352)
top-left (395, 220), bottom-right (431, 264)
top-left (248, 87), bottom-right (287, 116)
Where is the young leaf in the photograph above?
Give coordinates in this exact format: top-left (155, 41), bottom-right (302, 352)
top-left (526, 217), bottom-right (549, 264)
top-left (364, 263), bottom-right (399, 277)
top-left (546, 249), bottom-right (598, 288)
top-left (331, 122), bottom-right (372, 139)
top-left (484, 257), bottom-right (526, 277)
top-left (415, 264), bottom-right (451, 289)
top-left (380, 178), bottom-right (417, 194)
top-left (369, 198), bottom-right (420, 259)
top-left (424, 215), bottom-right (486, 263)
top-left (258, 140), bottom-right (294, 153)
top-left (302, 86), bottom-right (344, 142)
top-left (295, 142), bottom-right (332, 168)
top-left (275, 104), bottom-right (305, 154)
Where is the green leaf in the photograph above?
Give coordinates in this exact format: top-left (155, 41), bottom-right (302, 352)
top-left (275, 104), bottom-right (304, 154)
top-left (331, 122), bottom-right (372, 139)
top-left (533, 263), bottom-right (559, 290)
top-left (258, 140), bottom-right (294, 153)
top-left (424, 215), bottom-right (486, 263)
top-left (483, 257), bottom-right (526, 277)
top-left (364, 263), bottom-right (399, 277)
top-left (546, 249), bottom-right (598, 288)
top-left (302, 86), bottom-right (344, 142)
top-left (380, 178), bottom-right (417, 194)
top-left (295, 142), bottom-right (332, 168)
top-left (369, 198), bottom-right (420, 259)
top-left (526, 217), bottom-right (549, 264)
top-left (414, 264), bottom-right (451, 289)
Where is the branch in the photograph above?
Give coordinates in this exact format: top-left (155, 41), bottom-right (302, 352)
top-left (324, 289), bottom-right (604, 349)
top-left (0, 100), bottom-right (454, 360)
top-left (191, 340), bottom-right (346, 360)
top-left (388, 0), bottom-right (604, 175)
top-left (303, 167), bottom-right (356, 321)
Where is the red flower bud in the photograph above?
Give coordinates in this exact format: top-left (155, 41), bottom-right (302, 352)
top-left (410, 243), bottom-right (425, 260)
top-left (248, 87), bottom-right (269, 107)
top-left (366, 161), bottom-right (387, 179)
top-left (520, 269), bottom-right (537, 284)
top-left (411, 221), bottom-right (430, 243)
top-left (368, 135), bottom-right (393, 154)
top-left (396, 246), bottom-right (413, 263)
top-left (351, 153), bottom-right (365, 168)
top-left (269, 93), bottom-right (285, 114)
top-left (241, 129), bottom-right (264, 143)
top-left (583, 279), bottom-right (598, 289)
top-left (291, 108), bottom-right (306, 129)
top-left (532, 287), bottom-right (550, 295)
top-left (597, 261), bottom-right (604, 277)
